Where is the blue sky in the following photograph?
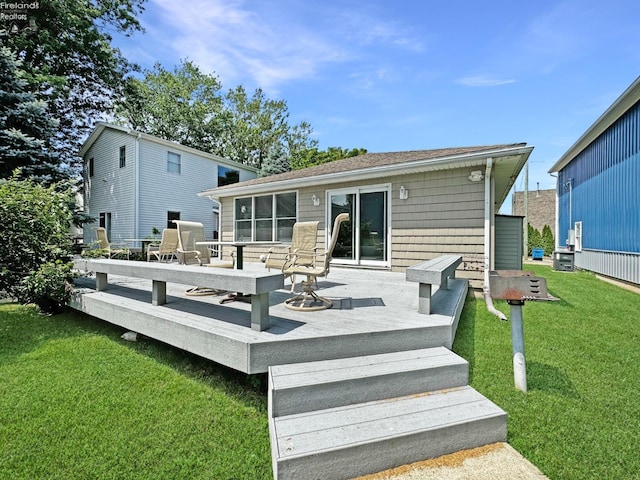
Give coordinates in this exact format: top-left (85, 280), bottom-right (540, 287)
top-left (112, 0), bottom-right (640, 206)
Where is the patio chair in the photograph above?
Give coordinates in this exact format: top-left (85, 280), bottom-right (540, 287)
top-left (174, 220), bottom-right (234, 295)
top-left (94, 227), bottom-right (130, 260)
top-left (282, 213), bottom-right (349, 311)
top-left (146, 228), bottom-right (178, 263)
top-left (263, 221), bottom-right (319, 292)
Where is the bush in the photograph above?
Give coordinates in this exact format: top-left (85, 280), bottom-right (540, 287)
top-left (0, 173), bottom-right (74, 304)
top-left (541, 224), bottom-right (555, 255)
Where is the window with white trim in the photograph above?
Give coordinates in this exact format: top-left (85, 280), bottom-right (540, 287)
top-left (234, 192), bottom-right (297, 241)
top-left (167, 151), bottom-right (181, 174)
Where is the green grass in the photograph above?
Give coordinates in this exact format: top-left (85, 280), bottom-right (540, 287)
top-left (1, 265), bottom-right (638, 479)
top-left (0, 305), bottom-right (271, 480)
top-left (453, 265), bottom-right (640, 480)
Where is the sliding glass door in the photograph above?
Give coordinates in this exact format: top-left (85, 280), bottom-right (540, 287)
top-left (328, 186), bottom-right (389, 267)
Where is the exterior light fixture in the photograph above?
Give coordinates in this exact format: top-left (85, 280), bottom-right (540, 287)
top-left (468, 170), bottom-right (484, 182)
top-left (399, 186), bottom-right (409, 200)
top-left (312, 194), bottom-right (320, 206)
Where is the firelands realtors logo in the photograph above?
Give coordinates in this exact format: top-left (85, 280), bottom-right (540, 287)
top-left (0, 2), bottom-right (39, 36)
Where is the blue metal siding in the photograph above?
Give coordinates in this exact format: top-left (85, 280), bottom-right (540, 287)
top-left (557, 100), bottom-right (640, 253)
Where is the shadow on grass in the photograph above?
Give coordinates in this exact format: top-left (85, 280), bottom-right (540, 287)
top-left (527, 360), bottom-right (581, 398)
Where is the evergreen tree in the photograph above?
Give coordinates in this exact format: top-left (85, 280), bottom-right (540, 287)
top-left (0, 47), bottom-right (60, 184)
top-left (541, 224), bottom-right (555, 255)
top-left (527, 223), bottom-right (542, 256)
top-left (259, 143), bottom-right (290, 177)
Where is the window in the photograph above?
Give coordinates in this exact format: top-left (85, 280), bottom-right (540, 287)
top-left (88, 157), bottom-right (94, 177)
top-left (218, 165), bottom-right (239, 186)
top-left (99, 212), bottom-right (112, 239)
top-left (119, 146), bottom-right (126, 168)
top-left (167, 152), bottom-right (181, 174)
top-left (234, 192), bottom-right (297, 241)
top-left (574, 221), bottom-right (582, 252)
top-left (167, 211), bottom-right (180, 229)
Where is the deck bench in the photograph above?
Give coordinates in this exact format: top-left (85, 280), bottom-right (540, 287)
top-left (406, 255), bottom-right (463, 314)
top-left (74, 258), bottom-right (284, 331)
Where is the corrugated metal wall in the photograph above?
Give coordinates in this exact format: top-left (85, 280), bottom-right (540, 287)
top-left (557, 100), bottom-right (640, 283)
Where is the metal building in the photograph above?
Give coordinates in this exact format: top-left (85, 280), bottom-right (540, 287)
top-left (549, 76), bottom-right (640, 285)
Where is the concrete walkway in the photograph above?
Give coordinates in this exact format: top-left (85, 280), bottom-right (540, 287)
top-left (354, 443), bottom-right (548, 480)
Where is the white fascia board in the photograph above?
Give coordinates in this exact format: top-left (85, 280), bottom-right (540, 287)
top-left (200, 145), bottom-right (533, 201)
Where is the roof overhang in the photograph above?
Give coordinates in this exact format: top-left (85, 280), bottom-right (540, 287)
top-left (549, 76), bottom-right (640, 173)
top-left (199, 145), bottom-right (533, 208)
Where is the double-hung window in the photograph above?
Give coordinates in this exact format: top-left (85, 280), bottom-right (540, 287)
top-left (167, 152), bottom-right (181, 174)
top-left (119, 146), bottom-right (126, 168)
top-left (234, 192), bottom-right (297, 242)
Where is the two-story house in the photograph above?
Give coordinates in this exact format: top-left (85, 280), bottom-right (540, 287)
top-left (80, 122), bottom-right (257, 246)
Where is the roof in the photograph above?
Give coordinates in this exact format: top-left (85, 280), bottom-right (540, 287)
top-left (199, 143), bottom-right (533, 206)
top-left (79, 122), bottom-right (257, 173)
top-left (549, 76), bottom-right (640, 173)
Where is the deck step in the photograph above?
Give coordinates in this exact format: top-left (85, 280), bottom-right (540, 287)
top-left (268, 347), bottom-right (468, 417)
top-left (270, 385), bottom-right (507, 480)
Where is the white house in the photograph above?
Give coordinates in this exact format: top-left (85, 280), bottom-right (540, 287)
top-left (80, 122), bottom-right (257, 246)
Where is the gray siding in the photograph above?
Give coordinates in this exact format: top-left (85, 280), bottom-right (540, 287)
top-left (220, 167), bottom-right (488, 285)
top-left (84, 129), bottom-right (136, 244)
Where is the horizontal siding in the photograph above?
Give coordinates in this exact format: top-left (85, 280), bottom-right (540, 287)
top-left (83, 129), bottom-right (136, 243)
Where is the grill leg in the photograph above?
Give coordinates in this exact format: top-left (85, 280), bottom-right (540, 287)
top-left (509, 301), bottom-right (527, 393)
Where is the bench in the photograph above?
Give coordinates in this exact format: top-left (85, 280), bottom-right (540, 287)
top-left (406, 255), bottom-right (463, 314)
top-left (74, 258), bottom-right (284, 331)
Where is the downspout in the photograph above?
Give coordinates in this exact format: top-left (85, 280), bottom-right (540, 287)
top-left (134, 133), bottom-right (141, 239)
top-left (483, 157), bottom-right (507, 321)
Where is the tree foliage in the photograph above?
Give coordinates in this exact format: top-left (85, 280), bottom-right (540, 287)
top-left (259, 143), bottom-right (290, 177)
top-left (541, 224), bottom-right (555, 255)
top-left (527, 223), bottom-right (543, 256)
top-left (0, 173), bottom-right (75, 302)
top-left (290, 147), bottom-right (368, 170)
top-left (115, 60), bottom-right (318, 170)
top-left (0, 47), bottom-right (60, 184)
top-left (1, 0), bottom-right (146, 178)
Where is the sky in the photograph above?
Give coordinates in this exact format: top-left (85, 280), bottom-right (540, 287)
top-left (112, 0), bottom-right (640, 209)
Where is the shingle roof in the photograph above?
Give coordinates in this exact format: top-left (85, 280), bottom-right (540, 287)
top-left (212, 143), bottom-right (526, 192)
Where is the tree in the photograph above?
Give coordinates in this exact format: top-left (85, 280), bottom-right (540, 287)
top-left (1, 0), bottom-right (146, 178)
top-left (527, 223), bottom-right (542, 255)
top-left (115, 61), bottom-right (318, 170)
top-left (0, 47), bottom-right (60, 184)
top-left (541, 224), bottom-right (555, 255)
top-left (260, 143), bottom-right (290, 177)
top-left (291, 147), bottom-right (368, 170)
top-left (0, 173), bottom-right (75, 305)
top-left (116, 60), bottom-right (225, 151)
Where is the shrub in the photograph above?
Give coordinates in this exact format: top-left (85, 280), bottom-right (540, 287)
top-left (527, 223), bottom-right (543, 255)
top-left (0, 173), bottom-right (74, 305)
top-left (541, 224), bottom-right (555, 255)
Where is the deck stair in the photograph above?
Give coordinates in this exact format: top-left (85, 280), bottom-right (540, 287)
top-left (268, 347), bottom-right (507, 480)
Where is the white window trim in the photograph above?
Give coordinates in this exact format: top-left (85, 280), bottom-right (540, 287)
top-left (234, 191), bottom-right (298, 241)
top-left (574, 221), bottom-right (582, 252)
top-left (167, 151), bottom-right (181, 174)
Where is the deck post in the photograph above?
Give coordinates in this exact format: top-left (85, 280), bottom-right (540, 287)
top-left (152, 280), bottom-right (167, 306)
top-left (96, 272), bottom-right (108, 291)
top-left (417, 284), bottom-right (432, 315)
top-left (251, 292), bottom-right (270, 331)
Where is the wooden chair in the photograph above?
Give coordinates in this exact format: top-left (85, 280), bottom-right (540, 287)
top-left (282, 213), bottom-right (349, 311)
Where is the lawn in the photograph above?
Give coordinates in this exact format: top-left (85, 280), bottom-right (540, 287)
top-left (453, 264), bottom-right (639, 480)
top-left (1, 265), bottom-right (638, 479)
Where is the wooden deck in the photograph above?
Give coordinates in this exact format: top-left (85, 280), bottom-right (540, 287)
top-left (70, 262), bottom-right (468, 374)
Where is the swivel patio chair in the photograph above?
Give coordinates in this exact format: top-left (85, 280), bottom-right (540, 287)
top-left (263, 220), bottom-right (319, 292)
top-left (282, 213), bottom-right (349, 311)
top-left (146, 228), bottom-right (178, 263)
top-left (94, 227), bottom-right (130, 260)
top-left (174, 220), bottom-right (234, 295)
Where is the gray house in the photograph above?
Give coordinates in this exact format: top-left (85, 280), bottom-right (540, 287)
top-left (199, 144), bottom-right (533, 288)
top-left (549, 76), bottom-right (640, 285)
top-left (80, 122), bottom-right (257, 245)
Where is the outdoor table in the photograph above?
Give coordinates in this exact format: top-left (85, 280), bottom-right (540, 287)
top-left (125, 238), bottom-right (161, 258)
top-left (196, 241), bottom-right (281, 303)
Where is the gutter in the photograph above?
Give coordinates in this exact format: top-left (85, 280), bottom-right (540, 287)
top-left (482, 157), bottom-right (507, 321)
top-left (134, 132), bottom-right (141, 239)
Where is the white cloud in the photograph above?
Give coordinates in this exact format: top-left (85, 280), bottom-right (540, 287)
top-left (456, 75), bottom-right (516, 87)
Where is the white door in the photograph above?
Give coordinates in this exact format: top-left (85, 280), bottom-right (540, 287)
top-left (328, 186), bottom-right (390, 267)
